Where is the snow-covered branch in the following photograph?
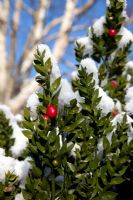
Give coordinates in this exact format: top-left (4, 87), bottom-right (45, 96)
top-left (52, 0), bottom-right (77, 62)
top-left (0, 0), bottom-right (10, 101)
top-left (7, 80), bottom-right (39, 113)
top-left (20, 0), bottom-right (51, 74)
top-left (75, 0), bottom-right (96, 16)
top-left (5, 0), bottom-right (22, 100)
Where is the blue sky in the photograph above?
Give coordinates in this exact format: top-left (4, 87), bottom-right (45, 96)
top-left (7, 0), bottom-right (133, 78)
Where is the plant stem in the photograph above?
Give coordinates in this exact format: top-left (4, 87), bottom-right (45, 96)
top-left (64, 159), bottom-right (68, 199)
top-left (51, 170), bottom-right (55, 200)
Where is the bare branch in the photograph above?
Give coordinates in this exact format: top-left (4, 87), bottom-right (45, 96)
top-left (22, 2), bottom-right (35, 16)
top-left (44, 33), bottom-right (58, 42)
top-left (127, 15), bottom-right (133, 24)
top-left (42, 0), bottom-right (96, 38)
top-left (4, 0), bottom-right (23, 101)
top-left (53, 0), bottom-right (77, 62)
top-left (74, 0), bottom-right (96, 16)
top-left (63, 59), bottom-right (75, 69)
top-left (43, 17), bottom-right (63, 37)
top-left (52, 0), bottom-right (96, 63)
top-left (7, 0), bottom-right (22, 71)
top-left (20, 0), bottom-right (51, 75)
top-left (71, 24), bottom-right (89, 31)
top-left (0, 0), bottom-right (10, 101)
top-left (44, 24), bottom-right (88, 43)
top-left (7, 80), bottom-right (39, 113)
top-left (17, 0), bottom-right (96, 76)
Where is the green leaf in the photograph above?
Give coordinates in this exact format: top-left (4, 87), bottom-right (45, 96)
top-left (24, 107), bottom-right (31, 121)
top-left (80, 103), bottom-right (91, 112)
top-left (22, 190), bottom-right (32, 200)
top-left (35, 75), bottom-right (46, 84)
top-left (103, 191), bottom-right (118, 200)
top-left (23, 130), bottom-right (33, 139)
top-left (92, 89), bottom-right (99, 103)
top-left (50, 77), bottom-right (61, 93)
top-left (44, 58), bottom-right (52, 73)
top-left (103, 136), bottom-right (110, 150)
top-left (29, 143), bottom-right (38, 154)
top-left (67, 162), bottom-right (76, 172)
top-left (110, 177), bottom-right (124, 185)
top-left (48, 129), bottom-right (56, 143)
top-left (115, 35), bottom-right (122, 42)
top-left (22, 121), bottom-right (34, 131)
top-left (32, 166), bottom-right (42, 178)
top-left (114, 166), bottom-right (128, 176)
top-left (36, 142), bottom-right (45, 153)
top-left (34, 64), bottom-right (45, 76)
top-left (63, 117), bottom-right (84, 132)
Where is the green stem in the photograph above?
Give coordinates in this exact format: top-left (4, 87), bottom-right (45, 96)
top-left (64, 159), bottom-right (68, 199)
top-left (51, 170), bottom-right (55, 200)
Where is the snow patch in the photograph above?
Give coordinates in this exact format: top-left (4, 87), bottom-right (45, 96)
top-left (0, 156), bottom-right (31, 183)
top-left (0, 105), bottom-right (28, 157)
top-left (92, 16), bottom-right (106, 37)
top-left (96, 87), bottom-right (115, 115)
top-left (75, 36), bottom-right (93, 55)
top-left (118, 27), bottom-right (133, 49)
top-left (59, 79), bottom-right (82, 108)
top-left (80, 58), bottom-right (98, 84)
top-left (37, 44), bottom-right (61, 84)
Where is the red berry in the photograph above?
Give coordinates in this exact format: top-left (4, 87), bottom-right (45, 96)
top-left (108, 28), bottom-right (117, 38)
top-left (46, 105), bottom-right (57, 118)
top-left (112, 110), bottom-right (119, 117)
top-left (42, 114), bottom-right (49, 120)
top-left (111, 81), bottom-right (117, 87)
top-left (42, 114), bottom-right (49, 125)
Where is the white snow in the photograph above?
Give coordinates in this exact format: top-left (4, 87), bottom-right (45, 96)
top-left (15, 193), bottom-right (24, 200)
top-left (80, 58), bottom-right (98, 84)
top-left (10, 124), bottom-right (28, 157)
top-left (37, 44), bottom-right (61, 84)
top-left (26, 92), bottom-right (40, 116)
top-left (108, 50), bottom-right (117, 63)
top-left (112, 113), bottom-right (133, 126)
top-left (127, 74), bottom-right (132, 82)
top-left (118, 27), bottom-right (133, 49)
top-left (15, 158), bottom-right (31, 182)
top-left (14, 114), bottom-right (23, 122)
top-left (98, 113), bottom-right (133, 156)
top-left (71, 58), bottom-right (98, 84)
top-left (0, 156), bottom-right (31, 182)
top-left (128, 127), bottom-right (133, 143)
top-left (0, 148), bottom-right (5, 156)
top-left (75, 36), bottom-right (93, 55)
top-left (67, 142), bottom-right (81, 158)
top-left (106, 0), bottom-right (127, 9)
top-left (125, 87), bottom-right (133, 102)
top-left (125, 87), bottom-right (133, 114)
top-left (59, 78), bottom-right (82, 108)
top-left (121, 10), bottom-right (128, 21)
top-left (115, 100), bottom-right (122, 113)
top-left (126, 61), bottom-right (133, 70)
top-left (108, 28), bottom-right (133, 62)
top-left (125, 101), bottom-right (133, 115)
top-left (96, 87), bottom-right (115, 115)
top-left (0, 105), bottom-right (28, 157)
top-left (71, 70), bottom-right (78, 80)
top-left (0, 105), bottom-right (15, 122)
top-left (92, 16), bottom-right (106, 37)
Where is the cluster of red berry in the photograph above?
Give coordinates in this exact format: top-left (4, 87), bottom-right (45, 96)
top-left (42, 104), bottom-right (57, 123)
top-left (107, 28), bottom-right (118, 38)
